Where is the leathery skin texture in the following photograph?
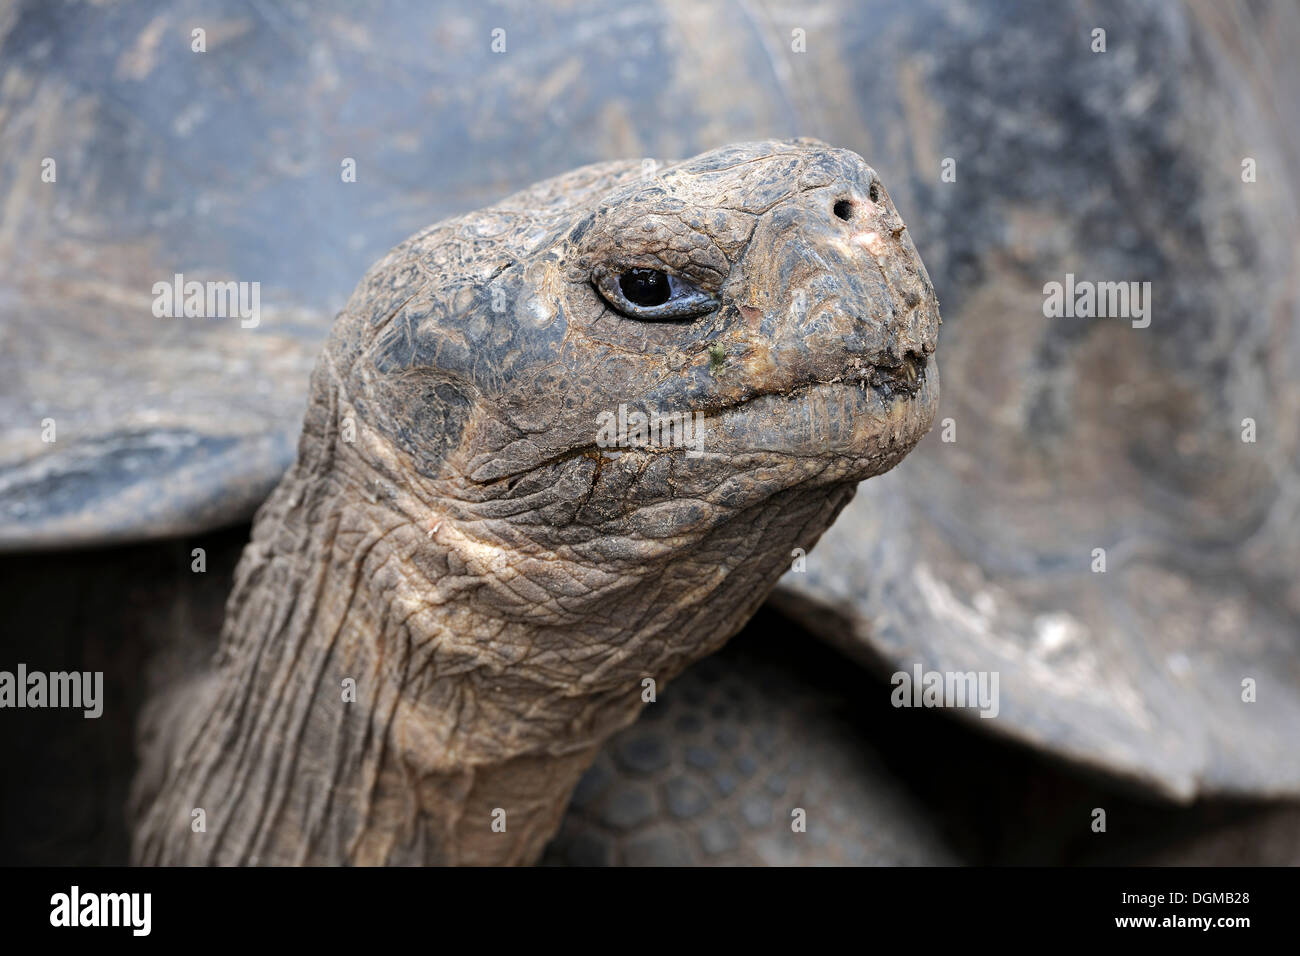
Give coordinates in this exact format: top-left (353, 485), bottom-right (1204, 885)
top-left (130, 140), bottom-right (940, 865)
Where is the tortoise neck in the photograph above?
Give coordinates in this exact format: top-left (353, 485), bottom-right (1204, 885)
top-left (133, 467), bottom-right (632, 864)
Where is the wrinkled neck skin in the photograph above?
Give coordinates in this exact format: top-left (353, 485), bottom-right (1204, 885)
top-left (132, 372), bottom-right (859, 866)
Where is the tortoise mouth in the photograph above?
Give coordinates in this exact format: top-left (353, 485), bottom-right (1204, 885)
top-left (473, 351), bottom-right (936, 489)
top-left (852, 349), bottom-right (929, 398)
top-left (712, 347), bottom-right (932, 414)
top-left (704, 357), bottom-right (939, 464)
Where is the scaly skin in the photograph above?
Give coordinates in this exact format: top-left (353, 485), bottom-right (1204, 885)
top-left (131, 140), bottom-right (940, 865)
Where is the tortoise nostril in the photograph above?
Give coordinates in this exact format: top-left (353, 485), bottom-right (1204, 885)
top-left (833, 199), bottom-right (853, 221)
top-left (868, 182), bottom-right (881, 204)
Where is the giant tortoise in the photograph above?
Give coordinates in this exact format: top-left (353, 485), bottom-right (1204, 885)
top-left (1, 0), bottom-right (1298, 865)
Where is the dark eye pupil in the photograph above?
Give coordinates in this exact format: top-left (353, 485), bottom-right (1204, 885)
top-left (620, 268), bottom-right (671, 307)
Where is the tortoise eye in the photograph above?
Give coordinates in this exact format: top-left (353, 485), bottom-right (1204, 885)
top-left (594, 266), bottom-right (719, 321)
top-left (620, 269), bottom-right (671, 307)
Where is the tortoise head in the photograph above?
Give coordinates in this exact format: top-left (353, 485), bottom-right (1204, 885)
top-left (317, 139), bottom-right (938, 639)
